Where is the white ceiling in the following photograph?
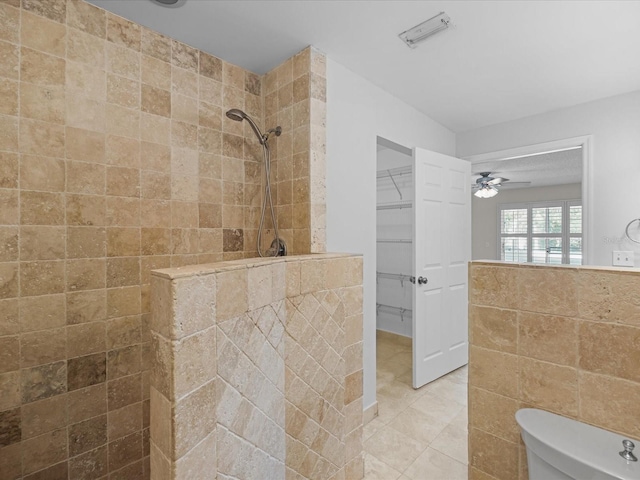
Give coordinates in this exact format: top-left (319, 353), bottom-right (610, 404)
top-left (472, 148), bottom-right (583, 189)
top-left (90, 0), bottom-right (640, 132)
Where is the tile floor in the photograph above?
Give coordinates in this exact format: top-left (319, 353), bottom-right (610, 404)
top-left (363, 331), bottom-right (468, 480)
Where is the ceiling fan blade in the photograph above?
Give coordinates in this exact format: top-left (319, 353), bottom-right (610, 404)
top-left (486, 177), bottom-right (508, 185)
top-left (500, 181), bottom-right (531, 187)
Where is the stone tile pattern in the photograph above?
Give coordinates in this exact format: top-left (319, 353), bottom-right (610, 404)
top-left (149, 254), bottom-right (363, 479)
top-left (264, 47), bottom-right (327, 255)
top-left (468, 262), bottom-right (640, 480)
top-left (0, 1), bottom-right (322, 478)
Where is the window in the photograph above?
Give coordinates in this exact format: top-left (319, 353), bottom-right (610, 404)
top-left (499, 200), bottom-right (582, 265)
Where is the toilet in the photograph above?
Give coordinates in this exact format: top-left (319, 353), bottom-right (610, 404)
top-left (516, 408), bottom-right (640, 480)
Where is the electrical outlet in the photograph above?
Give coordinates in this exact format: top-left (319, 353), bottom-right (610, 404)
top-left (612, 251), bottom-right (634, 267)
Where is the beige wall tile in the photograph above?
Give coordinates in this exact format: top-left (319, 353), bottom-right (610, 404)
top-left (579, 321), bottom-right (640, 383)
top-left (578, 269), bottom-right (640, 327)
top-left (142, 54), bottom-right (171, 91)
top-left (21, 47), bottom-right (65, 86)
top-left (106, 104), bottom-right (140, 138)
top-left (19, 225), bottom-right (66, 260)
top-left (172, 66), bottom-right (198, 98)
top-left (469, 346), bottom-right (518, 399)
top-left (0, 226), bottom-right (18, 262)
top-left (21, 10), bottom-right (66, 56)
top-left (67, 60), bottom-right (107, 100)
top-left (0, 152), bottom-right (18, 188)
top-left (469, 387), bottom-right (520, 443)
top-left (107, 285), bottom-right (141, 319)
top-left (20, 118), bottom-right (65, 157)
top-left (21, 394), bottom-right (68, 439)
top-left (107, 43), bottom-right (140, 80)
top-left (107, 13), bottom-right (140, 51)
top-left (107, 196), bottom-right (141, 227)
top-left (66, 126), bottom-right (106, 163)
top-left (20, 259), bottom-right (65, 296)
top-left (21, 428), bottom-right (68, 475)
top-left (469, 428), bottom-right (518, 480)
top-left (0, 40), bottom-right (19, 80)
top-left (20, 155), bottom-right (65, 193)
top-left (173, 429), bottom-right (217, 479)
top-left (66, 95), bottom-right (106, 132)
top-left (0, 115), bottom-right (18, 153)
top-left (0, 261), bottom-right (18, 299)
top-left (470, 265), bottom-right (521, 310)
top-left (518, 312), bottom-right (577, 366)
top-left (20, 83), bottom-right (65, 124)
top-left (174, 379), bottom-right (216, 459)
top-left (141, 28), bottom-right (171, 63)
top-left (215, 268), bottom-right (248, 321)
top-left (66, 289), bottom-right (107, 325)
top-left (67, 258), bottom-right (106, 291)
top-left (579, 371), bottom-right (640, 438)
top-left (0, 335), bottom-right (19, 373)
top-left (142, 84), bottom-right (171, 118)
top-left (0, 370), bottom-right (20, 411)
top-left (0, 3), bottom-right (19, 44)
top-left (517, 267), bottom-right (578, 316)
top-left (67, 226), bottom-right (107, 258)
top-left (67, 0), bottom-right (106, 38)
top-left (67, 26), bottom-right (105, 67)
top-left (20, 190), bottom-right (64, 225)
top-left (67, 321), bottom-right (106, 358)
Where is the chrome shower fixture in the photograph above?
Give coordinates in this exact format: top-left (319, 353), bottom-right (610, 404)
top-left (225, 109), bottom-right (281, 146)
top-left (225, 108), bottom-right (284, 257)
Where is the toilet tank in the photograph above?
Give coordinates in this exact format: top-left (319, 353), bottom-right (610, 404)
top-left (516, 409), bottom-right (640, 480)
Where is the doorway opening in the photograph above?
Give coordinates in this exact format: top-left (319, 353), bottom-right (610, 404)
top-left (465, 135), bottom-right (592, 265)
top-left (365, 137), bottom-right (470, 478)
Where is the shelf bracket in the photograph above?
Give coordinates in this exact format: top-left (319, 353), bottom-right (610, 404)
top-left (387, 169), bottom-right (403, 200)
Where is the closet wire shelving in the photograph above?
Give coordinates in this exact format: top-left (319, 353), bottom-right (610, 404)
top-left (376, 164), bottom-right (414, 327)
top-left (376, 271), bottom-right (413, 285)
top-left (377, 165), bottom-right (413, 243)
top-left (376, 303), bottom-right (413, 321)
top-left (376, 166), bottom-right (413, 207)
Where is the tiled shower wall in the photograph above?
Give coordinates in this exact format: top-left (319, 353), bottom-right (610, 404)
top-left (149, 254), bottom-right (364, 480)
top-left (0, 1), bottom-right (323, 478)
top-left (468, 262), bottom-right (640, 480)
top-left (265, 48), bottom-right (327, 255)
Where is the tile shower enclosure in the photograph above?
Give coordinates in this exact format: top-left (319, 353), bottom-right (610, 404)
top-left (0, 0), bottom-right (327, 478)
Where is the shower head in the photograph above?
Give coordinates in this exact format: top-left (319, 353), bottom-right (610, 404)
top-left (225, 109), bottom-right (265, 145)
top-left (225, 109), bottom-right (246, 122)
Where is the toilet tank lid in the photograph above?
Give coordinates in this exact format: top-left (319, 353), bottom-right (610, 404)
top-left (516, 408), bottom-right (640, 480)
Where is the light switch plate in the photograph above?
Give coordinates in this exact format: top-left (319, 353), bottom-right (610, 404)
top-left (613, 251), bottom-right (634, 267)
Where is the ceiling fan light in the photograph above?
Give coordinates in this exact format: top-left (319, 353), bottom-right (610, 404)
top-left (474, 185), bottom-right (499, 199)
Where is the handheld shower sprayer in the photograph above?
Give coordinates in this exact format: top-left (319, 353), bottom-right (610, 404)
top-left (225, 109), bottom-right (281, 146)
top-left (225, 109), bottom-right (285, 257)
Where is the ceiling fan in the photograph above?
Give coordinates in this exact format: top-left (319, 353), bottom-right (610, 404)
top-left (472, 172), bottom-right (530, 198)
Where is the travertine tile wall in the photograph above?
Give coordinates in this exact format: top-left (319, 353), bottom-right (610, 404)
top-left (0, 0), bottom-right (324, 477)
top-left (264, 47), bottom-right (327, 255)
top-left (149, 253), bottom-right (363, 480)
top-left (468, 261), bottom-right (640, 480)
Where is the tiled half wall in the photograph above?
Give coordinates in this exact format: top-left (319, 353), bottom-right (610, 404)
top-left (149, 253), bottom-right (364, 479)
top-left (468, 261), bottom-right (640, 480)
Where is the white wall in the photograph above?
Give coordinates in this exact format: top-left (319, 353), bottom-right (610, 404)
top-left (326, 59), bottom-right (456, 410)
top-left (458, 90), bottom-right (640, 266)
top-left (473, 183), bottom-right (582, 260)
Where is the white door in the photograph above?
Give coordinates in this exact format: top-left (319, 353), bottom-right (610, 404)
top-left (412, 148), bottom-right (471, 388)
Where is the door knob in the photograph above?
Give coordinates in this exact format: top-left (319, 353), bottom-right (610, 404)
top-left (417, 276), bottom-right (428, 285)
